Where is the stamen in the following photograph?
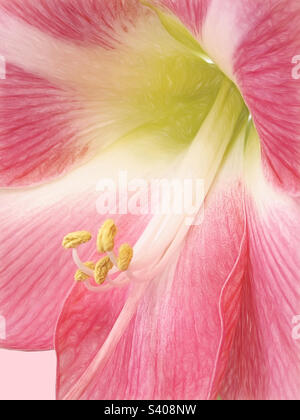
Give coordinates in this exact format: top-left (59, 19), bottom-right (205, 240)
top-left (97, 219), bottom-right (117, 253)
top-left (75, 262), bottom-right (95, 282)
top-left (84, 275), bottom-right (130, 293)
top-left (62, 220), bottom-right (136, 292)
top-left (72, 248), bottom-right (95, 277)
top-left (84, 279), bottom-right (114, 293)
top-left (94, 256), bottom-right (113, 285)
top-left (117, 244), bottom-right (134, 271)
top-left (62, 231), bottom-right (92, 249)
top-left (106, 250), bottom-right (118, 268)
top-left (107, 249), bottom-right (137, 283)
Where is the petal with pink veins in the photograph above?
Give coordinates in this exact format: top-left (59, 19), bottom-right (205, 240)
top-left (0, 64), bottom-right (87, 187)
top-left (233, 1), bottom-right (300, 195)
top-left (203, 0), bottom-right (300, 194)
top-left (150, 0), bottom-right (211, 38)
top-left (0, 0), bottom-right (142, 46)
top-left (220, 130), bottom-right (300, 400)
top-left (0, 1), bottom-right (150, 187)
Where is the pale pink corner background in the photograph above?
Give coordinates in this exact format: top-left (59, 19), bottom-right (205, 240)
top-left (0, 350), bottom-right (56, 400)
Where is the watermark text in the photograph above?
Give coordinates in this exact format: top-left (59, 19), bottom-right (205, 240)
top-left (0, 315), bottom-right (6, 340)
top-left (292, 315), bottom-right (300, 341)
top-left (96, 172), bottom-right (205, 226)
top-left (0, 55), bottom-right (6, 80)
top-left (292, 55), bottom-right (300, 80)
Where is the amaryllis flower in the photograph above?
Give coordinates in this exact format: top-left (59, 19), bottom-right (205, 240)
top-left (0, 0), bottom-right (300, 401)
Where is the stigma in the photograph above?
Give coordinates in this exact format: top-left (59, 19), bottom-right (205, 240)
top-left (62, 220), bottom-right (134, 292)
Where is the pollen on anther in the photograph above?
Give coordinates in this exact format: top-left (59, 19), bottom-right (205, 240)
top-left (94, 256), bottom-right (113, 285)
top-left (97, 219), bottom-right (117, 253)
top-left (62, 231), bottom-right (92, 249)
top-left (117, 244), bottom-right (133, 271)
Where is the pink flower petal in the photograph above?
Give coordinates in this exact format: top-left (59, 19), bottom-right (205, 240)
top-left (233, 1), bottom-right (300, 194)
top-left (220, 184), bottom-right (300, 400)
top-left (0, 64), bottom-right (87, 187)
top-left (152, 0), bottom-right (211, 35)
top-left (0, 0), bottom-right (141, 46)
top-left (56, 181), bottom-right (246, 400)
top-left (0, 0), bottom-right (149, 187)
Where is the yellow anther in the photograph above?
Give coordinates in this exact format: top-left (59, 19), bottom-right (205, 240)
top-left (74, 262), bottom-right (95, 282)
top-left (117, 244), bottom-right (133, 271)
top-left (97, 219), bottom-right (117, 253)
top-left (62, 231), bottom-right (92, 249)
top-left (94, 256), bottom-right (113, 285)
